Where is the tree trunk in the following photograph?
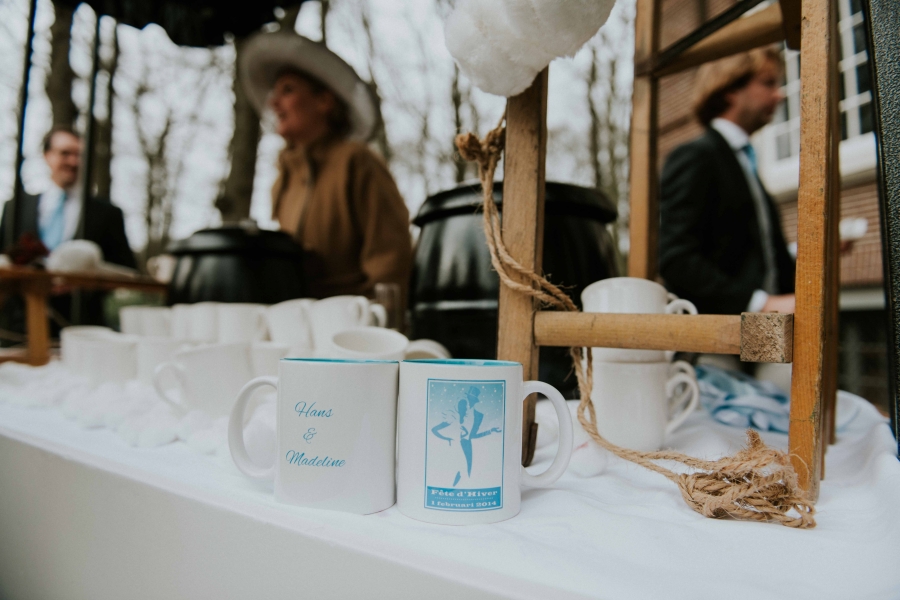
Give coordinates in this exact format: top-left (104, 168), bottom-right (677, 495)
top-left (451, 64), bottom-right (467, 183)
top-left (46, 0), bottom-right (76, 128)
top-left (587, 43), bottom-right (603, 190)
top-left (92, 25), bottom-right (117, 200)
top-left (320, 0), bottom-right (330, 46)
top-left (216, 36), bottom-right (261, 223)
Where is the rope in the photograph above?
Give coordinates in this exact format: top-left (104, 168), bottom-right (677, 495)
top-left (455, 117), bottom-right (816, 528)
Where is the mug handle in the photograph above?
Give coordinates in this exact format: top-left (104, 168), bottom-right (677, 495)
top-left (667, 360), bottom-right (695, 410)
top-left (255, 307), bottom-right (270, 341)
top-left (519, 381), bottom-right (573, 488)
top-left (664, 372), bottom-right (700, 435)
top-left (663, 300), bottom-right (697, 360)
top-left (404, 339), bottom-right (451, 359)
top-left (153, 362), bottom-right (188, 413)
top-left (369, 303), bottom-right (388, 327)
top-left (229, 376), bottom-right (279, 479)
top-left (664, 298), bottom-right (697, 315)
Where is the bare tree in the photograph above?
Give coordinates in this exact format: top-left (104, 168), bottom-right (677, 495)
top-left (320, 0), bottom-right (330, 46)
top-left (46, 0), bottom-right (77, 128)
top-left (216, 36), bottom-right (262, 223)
top-left (357, 0), bottom-right (392, 163)
top-left (122, 43), bottom-right (224, 264)
top-left (92, 23), bottom-right (117, 200)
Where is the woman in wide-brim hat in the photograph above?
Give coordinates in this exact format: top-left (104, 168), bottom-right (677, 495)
top-left (242, 31), bottom-right (412, 301)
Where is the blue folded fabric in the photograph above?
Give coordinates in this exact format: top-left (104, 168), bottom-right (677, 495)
top-left (695, 365), bottom-right (790, 433)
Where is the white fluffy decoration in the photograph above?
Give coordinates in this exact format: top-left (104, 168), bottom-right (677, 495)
top-left (444, 0), bottom-right (617, 97)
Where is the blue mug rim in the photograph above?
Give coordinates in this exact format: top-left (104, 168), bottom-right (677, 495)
top-left (281, 357), bottom-right (398, 364)
top-left (402, 358), bottom-right (521, 367)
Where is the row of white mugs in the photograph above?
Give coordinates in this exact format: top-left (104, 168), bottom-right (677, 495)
top-left (228, 357), bottom-right (701, 523)
top-left (60, 325), bottom-right (450, 418)
top-left (120, 295), bottom-right (388, 354)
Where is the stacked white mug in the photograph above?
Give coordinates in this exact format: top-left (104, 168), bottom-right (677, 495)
top-left (580, 277), bottom-right (701, 452)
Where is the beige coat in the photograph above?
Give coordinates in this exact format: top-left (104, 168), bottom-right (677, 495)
top-left (272, 138), bottom-right (412, 300)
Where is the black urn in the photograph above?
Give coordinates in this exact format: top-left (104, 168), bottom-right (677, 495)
top-left (166, 224), bottom-right (305, 304)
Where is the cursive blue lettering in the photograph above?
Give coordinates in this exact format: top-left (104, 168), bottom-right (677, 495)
top-left (284, 450), bottom-right (345, 468)
top-left (294, 401), bottom-right (333, 418)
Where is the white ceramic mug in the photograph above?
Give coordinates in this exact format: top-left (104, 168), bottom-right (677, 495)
top-left (250, 341), bottom-right (291, 377)
top-left (153, 343), bottom-right (252, 417)
top-left (229, 358), bottom-right (399, 514)
top-left (397, 359), bottom-right (574, 525)
top-left (118, 306), bottom-right (143, 336)
top-left (329, 327), bottom-right (451, 361)
top-left (80, 334), bottom-right (138, 386)
top-left (581, 277), bottom-right (697, 362)
top-left (188, 302), bottom-right (219, 343)
top-left (308, 296), bottom-right (387, 350)
top-left (136, 337), bottom-right (187, 385)
top-left (119, 306), bottom-right (171, 337)
top-left (218, 303), bottom-right (268, 343)
top-left (589, 360), bottom-right (700, 452)
top-left (266, 298), bottom-right (315, 354)
top-left (170, 304), bottom-right (193, 341)
top-left (60, 326), bottom-right (113, 371)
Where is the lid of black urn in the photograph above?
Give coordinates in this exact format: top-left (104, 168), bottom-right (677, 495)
top-left (413, 180), bottom-right (617, 227)
top-left (166, 226), bottom-right (304, 256)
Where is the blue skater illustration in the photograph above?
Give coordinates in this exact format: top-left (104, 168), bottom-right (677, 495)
top-left (431, 386), bottom-right (502, 487)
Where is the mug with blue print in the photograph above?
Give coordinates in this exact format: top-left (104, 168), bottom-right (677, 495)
top-left (228, 358), bottom-right (398, 514)
top-left (396, 359), bottom-right (574, 525)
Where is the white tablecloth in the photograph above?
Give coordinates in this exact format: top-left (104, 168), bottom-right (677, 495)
top-left (0, 379), bottom-right (898, 599)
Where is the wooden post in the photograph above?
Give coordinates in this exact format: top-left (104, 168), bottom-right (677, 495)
top-left (628, 0), bottom-right (660, 279)
top-left (788, 0), bottom-right (840, 498)
top-left (498, 68), bottom-right (548, 466)
top-left (822, 8), bottom-right (842, 452)
top-left (23, 277), bottom-right (50, 366)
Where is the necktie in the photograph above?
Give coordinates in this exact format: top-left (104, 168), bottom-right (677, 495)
top-left (742, 144), bottom-right (759, 175)
top-left (40, 190), bottom-right (66, 251)
top-left (739, 144), bottom-right (778, 294)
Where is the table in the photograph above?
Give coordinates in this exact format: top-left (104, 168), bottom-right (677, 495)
top-left (0, 266), bottom-right (167, 365)
top-left (0, 385), bottom-right (898, 599)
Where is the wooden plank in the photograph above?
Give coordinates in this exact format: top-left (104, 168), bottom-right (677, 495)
top-left (823, 13), bottom-right (842, 451)
top-left (627, 0), bottom-right (660, 279)
top-left (655, 3), bottom-right (785, 77)
top-left (23, 277), bottom-right (50, 366)
top-left (788, 0), bottom-right (839, 499)
top-left (498, 68), bottom-right (548, 467)
top-left (534, 312), bottom-right (740, 355)
top-left (740, 312), bottom-right (793, 363)
top-left (0, 267), bottom-right (167, 294)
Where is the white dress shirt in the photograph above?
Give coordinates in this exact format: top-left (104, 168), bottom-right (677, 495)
top-left (38, 183), bottom-right (83, 245)
top-left (710, 118), bottom-right (779, 313)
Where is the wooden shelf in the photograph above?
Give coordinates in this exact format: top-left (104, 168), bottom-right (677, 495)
top-left (0, 266), bottom-right (167, 366)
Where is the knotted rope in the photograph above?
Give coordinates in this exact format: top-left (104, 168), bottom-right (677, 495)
top-left (455, 117), bottom-right (816, 528)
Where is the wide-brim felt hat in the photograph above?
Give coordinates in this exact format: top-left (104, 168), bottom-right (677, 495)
top-left (240, 31), bottom-right (378, 141)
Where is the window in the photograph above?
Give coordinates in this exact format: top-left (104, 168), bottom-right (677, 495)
top-left (768, 0), bottom-right (872, 161)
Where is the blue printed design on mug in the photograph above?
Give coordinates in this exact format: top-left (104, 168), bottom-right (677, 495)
top-left (424, 379), bottom-right (505, 511)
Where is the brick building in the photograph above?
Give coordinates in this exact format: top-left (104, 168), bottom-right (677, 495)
top-left (656, 0), bottom-right (888, 409)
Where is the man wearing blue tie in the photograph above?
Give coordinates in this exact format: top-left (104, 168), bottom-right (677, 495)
top-left (659, 47), bottom-right (796, 317)
top-left (0, 127), bottom-right (136, 329)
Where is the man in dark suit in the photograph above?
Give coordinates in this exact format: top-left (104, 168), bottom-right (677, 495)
top-left (659, 47), bottom-right (796, 316)
top-left (0, 126), bottom-right (136, 330)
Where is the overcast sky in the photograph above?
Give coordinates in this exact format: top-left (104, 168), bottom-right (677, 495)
top-left (0, 0), bottom-right (634, 251)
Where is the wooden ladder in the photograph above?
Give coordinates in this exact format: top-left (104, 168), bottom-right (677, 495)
top-left (499, 0), bottom-right (839, 500)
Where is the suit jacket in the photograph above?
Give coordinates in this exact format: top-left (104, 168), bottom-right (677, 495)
top-left (0, 193), bottom-right (136, 269)
top-left (0, 193), bottom-right (136, 331)
top-left (658, 128), bottom-right (795, 315)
